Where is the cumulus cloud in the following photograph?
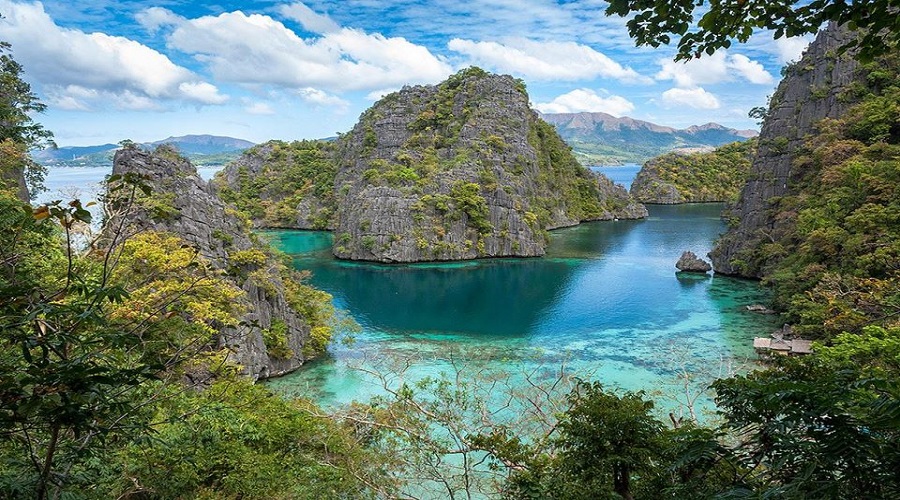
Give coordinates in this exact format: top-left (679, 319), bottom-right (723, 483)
top-left (656, 51), bottom-right (774, 87)
top-left (366, 88), bottom-right (401, 101)
top-left (661, 87), bottom-right (721, 109)
top-left (447, 38), bottom-right (651, 83)
top-left (278, 2), bottom-right (340, 34)
top-left (297, 87), bottom-right (349, 109)
top-left (135, 7), bottom-right (184, 33)
top-left (533, 88), bottom-right (634, 116)
top-left (0, 1), bottom-right (226, 110)
top-left (773, 35), bottom-right (813, 64)
top-left (161, 10), bottom-right (452, 92)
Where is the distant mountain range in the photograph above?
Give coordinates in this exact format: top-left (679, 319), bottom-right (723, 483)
top-left (34, 135), bottom-right (255, 167)
top-left (540, 112), bottom-right (758, 165)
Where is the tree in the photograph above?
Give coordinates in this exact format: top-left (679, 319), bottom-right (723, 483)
top-left (606, 0), bottom-right (900, 62)
top-left (713, 357), bottom-right (900, 498)
top-left (0, 41), bottom-right (53, 199)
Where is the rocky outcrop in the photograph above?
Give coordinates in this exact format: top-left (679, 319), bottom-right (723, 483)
top-left (331, 68), bottom-right (646, 262)
top-left (675, 251), bottom-right (712, 273)
top-left (631, 165), bottom-right (685, 204)
top-left (105, 146), bottom-right (320, 380)
top-left (710, 24), bottom-right (858, 276)
top-left (630, 140), bottom-right (755, 204)
top-left (213, 140), bottom-right (335, 230)
top-left (0, 145), bottom-right (31, 202)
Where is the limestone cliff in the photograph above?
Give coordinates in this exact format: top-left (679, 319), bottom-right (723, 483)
top-left (105, 146), bottom-right (328, 380)
top-left (630, 140), bottom-right (755, 204)
top-left (710, 24), bottom-right (858, 276)
top-left (332, 68), bottom-right (647, 262)
top-left (213, 140), bottom-right (336, 230)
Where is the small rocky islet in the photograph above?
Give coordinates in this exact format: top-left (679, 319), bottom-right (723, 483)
top-left (213, 67), bottom-right (647, 263)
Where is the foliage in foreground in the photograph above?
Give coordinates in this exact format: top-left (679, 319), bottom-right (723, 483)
top-left (0, 164), bottom-right (382, 498)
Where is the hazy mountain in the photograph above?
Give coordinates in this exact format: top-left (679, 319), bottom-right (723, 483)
top-left (146, 135), bottom-right (255, 155)
top-left (34, 135), bottom-right (256, 167)
top-left (540, 112), bottom-right (758, 165)
top-left (32, 144), bottom-right (118, 162)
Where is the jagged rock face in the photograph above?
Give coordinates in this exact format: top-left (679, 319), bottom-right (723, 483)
top-left (213, 140), bottom-right (335, 230)
top-left (106, 147), bottom-right (315, 380)
top-left (631, 164), bottom-right (685, 204)
top-left (676, 251), bottom-right (712, 273)
top-left (710, 24), bottom-right (858, 276)
top-left (331, 69), bottom-right (646, 262)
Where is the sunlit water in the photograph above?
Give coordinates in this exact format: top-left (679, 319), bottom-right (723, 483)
top-left (265, 203), bottom-right (778, 418)
top-left (39, 164), bottom-right (777, 418)
top-left (591, 164), bottom-right (642, 190)
top-left (36, 165), bottom-right (224, 205)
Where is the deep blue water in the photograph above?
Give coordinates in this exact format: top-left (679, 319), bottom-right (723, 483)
top-left (266, 203), bottom-right (778, 416)
top-left (592, 163), bottom-right (642, 190)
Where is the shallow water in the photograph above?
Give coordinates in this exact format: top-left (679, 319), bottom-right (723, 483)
top-left (265, 203), bottom-right (778, 417)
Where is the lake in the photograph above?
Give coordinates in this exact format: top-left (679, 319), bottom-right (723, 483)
top-left (36, 165), bottom-right (224, 204)
top-left (592, 163), bottom-right (642, 190)
top-left (265, 202), bottom-right (777, 418)
top-left (39, 163), bottom-right (776, 419)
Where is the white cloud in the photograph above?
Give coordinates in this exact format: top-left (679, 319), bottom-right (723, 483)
top-left (278, 2), bottom-right (340, 34)
top-left (244, 102), bottom-right (275, 115)
top-left (448, 38), bottom-right (650, 83)
top-left (728, 54), bottom-right (774, 84)
top-left (162, 10), bottom-right (452, 92)
top-left (366, 88), bottom-right (401, 101)
top-left (179, 82), bottom-right (229, 104)
top-left (661, 87), bottom-right (721, 109)
top-left (656, 51), bottom-right (774, 87)
top-left (298, 87), bottom-right (349, 109)
top-left (773, 35), bottom-right (813, 64)
top-left (0, 1), bottom-right (226, 110)
top-left (135, 7), bottom-right (184, 33)
top-left (534, 88), bottom-right (634, 116)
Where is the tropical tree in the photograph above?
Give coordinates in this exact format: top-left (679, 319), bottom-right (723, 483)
top-left (606, 0), bottom-right (900, 61)
top-left (0, 41), bottom-right (53, 198)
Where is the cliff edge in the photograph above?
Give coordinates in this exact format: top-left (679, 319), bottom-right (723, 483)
top-left (710, 24), bottom-right (858, 276)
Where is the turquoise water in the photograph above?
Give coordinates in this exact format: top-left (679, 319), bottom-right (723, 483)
top-left (265, 204), bottom-right (779, 416)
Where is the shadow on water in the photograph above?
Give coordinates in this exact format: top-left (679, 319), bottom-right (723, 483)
top-left (264, 203), bottom-right (778, 410)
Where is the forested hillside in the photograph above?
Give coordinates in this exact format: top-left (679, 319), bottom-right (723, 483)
top-left (630, 139), bottom-right (755, 204)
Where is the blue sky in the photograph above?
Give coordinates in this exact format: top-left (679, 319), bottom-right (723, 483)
top-left (0, 0), bottom-right (812, 146)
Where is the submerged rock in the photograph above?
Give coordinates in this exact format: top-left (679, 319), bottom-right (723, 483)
top-left (675, 250), bottom-right (712, 273)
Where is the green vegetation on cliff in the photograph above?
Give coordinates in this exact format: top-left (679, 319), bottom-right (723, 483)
top-left (215, 68), bottom-right (644, 262)
top-left (330, 67), bottom-right (646, 262)
top-left (728, 54), bottom-right (900, 340)
top-left (215, 140), bottom-right (336, 229)
top-left (630, 140), bottom-right (756, 204)
top-left (0, 164), bottom-right (378, 498)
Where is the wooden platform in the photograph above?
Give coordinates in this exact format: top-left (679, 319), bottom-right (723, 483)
top-left (753, 336), bottom-right (813, 356)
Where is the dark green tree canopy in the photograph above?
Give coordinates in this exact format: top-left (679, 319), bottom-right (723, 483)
top-left (606, 0), bottom-right (900, 61)
top-left (0, 41), bottom-right (53, 149)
